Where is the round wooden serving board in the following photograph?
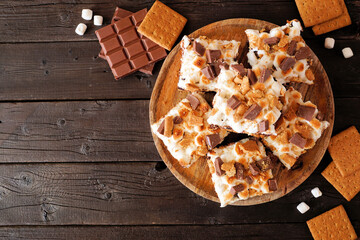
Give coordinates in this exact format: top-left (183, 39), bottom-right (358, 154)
top-left (149, 18), bottom-right (334, 206)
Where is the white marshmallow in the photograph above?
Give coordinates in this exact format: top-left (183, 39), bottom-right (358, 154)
top-left (311, 187), bottom-right (322, 198)
top-left (297, 202), bottom-right (310, 214)
top-left (324, 37), bottom-right (335, 49)
top-left (342, 47), bottom-right (354, 59)
top-left (181, 35), bottom-right (191, 48)
top-left (75, 23), bottom-right (87, 36)
top-left (82, 9), bottom-right (93, 20)
top-left (94, 15), bottom-right (103, 26)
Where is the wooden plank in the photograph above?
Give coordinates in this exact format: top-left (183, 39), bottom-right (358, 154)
top-left (0, 98), bottom-right (358, 163)
top-left (0, 0), bottom-right (358, 43)
top-left (0, 161), bottom-right (359, 226)
top-left (0, 100), bottom-right (159, 163)
top-left (0, 40), bottom-right (358, 101)
top-left (0, 98), bottom-right (359, 163)
top-left (0, 42), bottom-right (158, 101)
top-left (0, 224), bottom-right (320, 239)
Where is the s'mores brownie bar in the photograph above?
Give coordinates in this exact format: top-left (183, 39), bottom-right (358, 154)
top-left (207, 138), bottom-right (278, 207)
top-left (262, 88), bottom-right (330, 169)
top-left (245, 19), bottom-right (315, 85)
top-left (151, 93), bottom-right (228, 167)
top-left (178, 35), bottom-right (241, 92)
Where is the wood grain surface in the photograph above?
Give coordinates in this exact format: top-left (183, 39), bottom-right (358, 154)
top-left (150, 18), bottom-right (334, 205)
top-left (0, 161), bottom-right (358, 226)
top-left (0, 98), bottom-right (356, 163)
top-left (0, 0), bottom-right (359, 238)
top-left (0, 224), bottom-right (324, 239)
top-left (0, 0), bottom-right (358, 43)
top-left (0, 101), bottom-right (158, 163)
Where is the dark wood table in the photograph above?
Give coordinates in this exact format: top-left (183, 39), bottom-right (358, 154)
top-left (0, 0), bottom-right (359, 239)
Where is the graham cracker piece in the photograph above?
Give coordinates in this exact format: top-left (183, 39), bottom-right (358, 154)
top-left (138, 1), bottom-right (187, 50)
top-left (328, 126), bottom-right (360, 177)
top-left (295, 0), bottom-right (343, 27)
top-left (307, 205), bottom-right (358, 240)
top-left (312, 0), bottom-right (352, 35)
top-left (322, 162), bottom-right (360, 201)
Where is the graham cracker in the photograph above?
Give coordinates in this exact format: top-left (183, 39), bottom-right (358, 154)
top-left (312, 0), bottom-right (352, 35)
top-left (307, 205), bottom-right (358, 240)
top-left (328, 126), bottom-right (360, 177)
top-left (295, 0), bottom-right (343, 27)
top-left (138, 1), bottom-right (187, 50)
top-left (322, 162), bottom-right (360, 201)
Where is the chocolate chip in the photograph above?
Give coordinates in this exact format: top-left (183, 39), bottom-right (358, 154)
top-left (201, 65), bottom-right (215, 80)
top-left (244, 104), bottom-right (262, 120)
top-left (245, 176), bottom-right (254, 185)
top-left (279, 57), bottom-right (296, 72)
top-left (289, 133), bottom-right (306, 149)
top-left (173, 116), bottom-right (183, 124)
top-left (157, 120), bottom-right (165, 135)
top-left (235, 162), bottom-right (245, 179)
top-left (249, 162), bottom-right (260, 176)
top-left (259, 68), bottom-right (272, 83)
top-left (230, 184), bottom-right (245, 195)
top-left (193, 41), bottom-right (205, 56)
top-left (214, 157), bottom-right (225, 176)
top-left (256, 156), bottom-right (273, 171)
top-left (263, 37), bottom-right (280, 45)
top-left (275, 116), bottom-right (285, 131)
top-left (210, 62), bottom-right (221, 76)
top-left (186, 94), bottom-right (200, 110)
top-left (206, 49), bottom-right (221, 63)
top-left (227, 95), bottom-right (241, 110)
top-left (231, 63), bottom-right (247, 77)
top-left (205, 133), bottom-right (221, 149)
top-left (295, 46), bottom-right (311, 60)
top-left (258, 120), bottom-right (269, 132)
top-left (219, 62), bottom-right (229, 70)
top-left (268, 179), bottom-right (277, 191)
top-left (287, 40), bottom-right (297, 56)
top-left (247, 69), bottom-right (257, 85)
top-left (296, 105), bottom-right (316, 121)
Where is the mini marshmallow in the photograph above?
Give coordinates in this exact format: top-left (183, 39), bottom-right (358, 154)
top-left (311, 187), bottom-right (322, 198)
top-left (324, 37), bottom-right (335, 49)
top-left (75, 23), bottom-right (87, 36)
top-left (297, 202), bottom-right (310, 214)
top-left (82, 9), bottom-right (93, 21)
top-left (342, 47), bottom-right (354, 59)
top-left (94, 15), bottom-right (103, 26)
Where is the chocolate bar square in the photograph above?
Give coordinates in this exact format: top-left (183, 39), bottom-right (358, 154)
top-left (97, 8), bottom-right (159, 76)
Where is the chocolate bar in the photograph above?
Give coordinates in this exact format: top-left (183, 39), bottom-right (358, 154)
top-left (205, 133), bottom-right (221, 149)
top-left (227, 95), bottom-right (241, 110)
top-left (214, 157), bottom-right (225, 176)
top-left (186, 94), bottom-right (200, 110)
top-left (95, 9), bottom-right (166, 79)
top-left (98, 8), bottom-right (156, 75)
top-left (111, 7), bottom-right (133, 24)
